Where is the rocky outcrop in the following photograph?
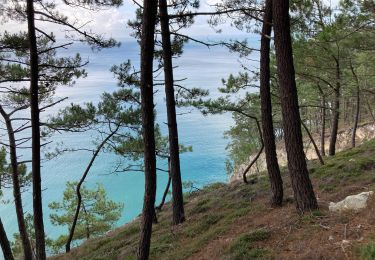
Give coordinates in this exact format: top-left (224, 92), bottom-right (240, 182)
top-left (230, 122), bottom-right (375, 182)
top-left (329, 191), bottom-right (373, 212)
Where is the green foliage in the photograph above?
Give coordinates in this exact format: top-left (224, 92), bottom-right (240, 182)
top-left (0, 146), bottom-right (31, 191)
top-left (11, 213), bottom-right (55, 258)
top-left (48, 182), bottom-right (123, 253)
top-left (0, 31), bottom-right (86, 104)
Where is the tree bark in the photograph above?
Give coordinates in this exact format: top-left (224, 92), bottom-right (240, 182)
top-left (0, 106), bottom-right (33, 260)
top-left (26, 0), bottom-right (46, 258)
top-left (0, 217), bottom-right (14, 260)
top-left (272, 0), bottom-right (318, 212)
top-left (259, 0), bottom-right (283, 207)
top-left (137, 0), bottom-right (158, 258)
top-left (159, 0), bottom-right (185, 225)
top-left (350, 62), bottom-right (360, 148)
top-left (329, 61), bottom-right (341, 156)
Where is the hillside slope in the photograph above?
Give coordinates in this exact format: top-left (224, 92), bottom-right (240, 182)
top-left (52, 139), bottom-right (375, 259)
top-left (231, 122), bottom-right (375, 182)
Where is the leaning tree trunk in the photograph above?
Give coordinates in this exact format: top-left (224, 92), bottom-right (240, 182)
top-left (0, 217), bottom-right (14, 260)
top-left (26, 0), bottom-right (46, 259)
top-left (159, 0), bottom-right (185, 225)
top-left (350, 62), bottom-right (360, 148)
top-left (272, 0), bottom-right (318, 212)
top-left (316, 84), bottom-right (326, 156)
top-left (365, 97), bottom-right (375, 124)
top-left (137, 0), bottom-right (158, 259)
top-left (156, 177), bottom-right (171, 211)
top-left (0, 106), bottom-right (33, 260)
top-left (320, 96), bottom-right (326, 156)
top-left (259, 0), bottom-right (283, 207)
top-left (301, 121), bottom-right (325, 165)
top-left (66, 127), bottom-right (118, 252)
top-left (329, 61), bottom-right (341, 156)
top-left (156, 158), bottom-right (171, 211)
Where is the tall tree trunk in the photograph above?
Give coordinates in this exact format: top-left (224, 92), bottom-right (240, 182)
top-left (272, 0), bottom-right (318, 212)
top-left (26, 0), bottom-right (46, 259)
top-left (0, 106), bottom-right (33, 260)
top-left (0, 217), bottom-right (14, 260)
top-left (350, 62), bottom-right (360, 148)
top-left (329, 61), bottom-right (341, 156)
top-left (137, 0), bottom-right (157, 258)
top-left (159, 0), bottom-right (185, 225)
top-left (259, 0), bottom-right (283, 207)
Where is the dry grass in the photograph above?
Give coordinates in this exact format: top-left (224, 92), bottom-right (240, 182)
top-left (51, 139), bottom-right (375, 260)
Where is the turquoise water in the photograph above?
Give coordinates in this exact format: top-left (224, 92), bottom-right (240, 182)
top-left (0, 38), bottom-right (258, 253)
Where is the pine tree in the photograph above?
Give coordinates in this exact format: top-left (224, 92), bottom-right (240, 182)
top-left (137, 0), bottom-right (158, 258)
top-left (272, 0), bottom-right (318, 212)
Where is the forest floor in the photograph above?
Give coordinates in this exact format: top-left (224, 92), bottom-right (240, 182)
top-left (51, 138), bottom-right (375, 260)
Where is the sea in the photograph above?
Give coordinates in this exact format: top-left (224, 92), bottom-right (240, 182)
top-left (0, 36), bottom-right (259, 255)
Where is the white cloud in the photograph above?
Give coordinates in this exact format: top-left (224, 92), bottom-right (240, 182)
top-left (0, 0), bottom-right (246, 41)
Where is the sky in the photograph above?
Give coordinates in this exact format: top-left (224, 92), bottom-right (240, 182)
top-left (1, 0), bottom-right (248, 42)
top-left (1, 0), bottom-right (343, 43)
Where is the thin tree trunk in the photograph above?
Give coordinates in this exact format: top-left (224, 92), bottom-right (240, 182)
top-left (156, 177), bottom-right (171, 211)
top-left (239, 115), bottom-right (263, 184)
top-left (365, 97), bottom-right (375, 124)
top-left (26, 0), bottom-right (46, 258)
top-left (156, 158), bottom-right (171, 211)
top-left (350, 62), bottom-right (360, 148)
top-left (0, 106), bottom-right (33, 260)
top-left (259, 0), bottom-right (283, 207)
top-left (82, 203), bottom-right (90, 239)
top-left (152, 208), bottom-right (158, 224)
top-left (272, 0), bottom-right (318, 212)
top-left (329, 61), bottom-right (341, 156)
top-left (316, 84), bottom-right (326, 156)
top-left (159, 0), bottom-right (185, 225)
top-left (301, 121), bottom-right (325, 165)
top-left (0, 217), bottom-right (14, 260)
top-left (65, 127), bottom-right (119, 252)
top-left (320, 97), bottom-right (326, 156)
top-left (137, 0), bottom-right (158, 258)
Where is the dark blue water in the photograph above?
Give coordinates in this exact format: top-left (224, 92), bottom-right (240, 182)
top-left (0, 38), bottom-right (259, 252)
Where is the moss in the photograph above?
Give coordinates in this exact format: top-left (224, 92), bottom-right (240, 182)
top-left (117, 224), bottom-right (140, 237)
top-left (227, 207), bottom-right (252, 219)
top-left (204, 182), bottom-right (227, 192)
top-left (225, 229), bottom-right (271, 259)
top-left (190, 198), bottom-right (212, 214)
top-left (184, 213), bottom-right (222, 238)
top-left (356, 243), bottom-right (375, 259)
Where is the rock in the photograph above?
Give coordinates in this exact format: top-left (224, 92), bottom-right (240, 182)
top-left (329, 191), bottom-right (373, 212)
